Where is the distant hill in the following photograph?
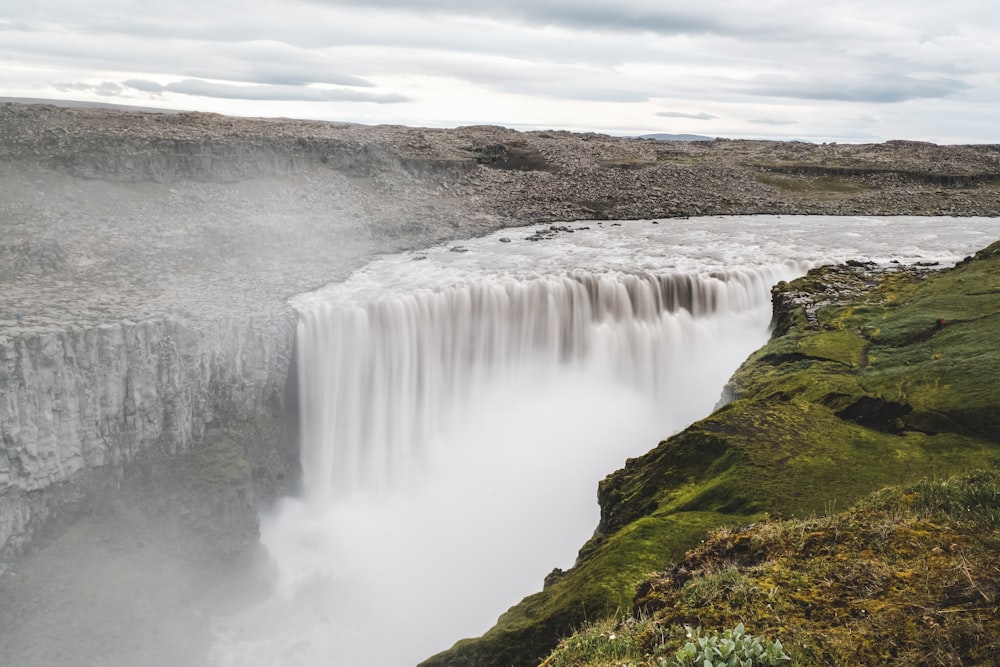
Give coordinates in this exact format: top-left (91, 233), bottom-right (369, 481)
top-left (639, 132), bottom-right (713, 141)
top-left (0, 97), bottom-right (182, 114)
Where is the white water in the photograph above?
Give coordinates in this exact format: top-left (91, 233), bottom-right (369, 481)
top-left (211, 215), bottom-right (999, 666)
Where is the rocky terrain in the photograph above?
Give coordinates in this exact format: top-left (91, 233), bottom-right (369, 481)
top-left (4, 102), bottom-right (1000, 331)
top-left (0, 101), bottom-right (999, 665)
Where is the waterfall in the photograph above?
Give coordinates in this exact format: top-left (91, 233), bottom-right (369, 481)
top-left (294, 268), bottom-right (793, 504)
top-left (211, 215), bottom-right (1000, 667)
top-left (231, 264), bottom-right (804, 667)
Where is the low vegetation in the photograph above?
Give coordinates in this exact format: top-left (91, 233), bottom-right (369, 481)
top-left (541, 470), bottom-right (1000, 665)
top-left (754, 172), bottom-right (869, 197)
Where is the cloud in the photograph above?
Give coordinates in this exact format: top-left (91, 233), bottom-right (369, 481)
top-left (1, 0), bottom-right (997, 142)
top-left (302, 0), bottom-right (712, 34)
top-left (749, 118), bottom-right (797, 126)
top-left (198, 42), bottom-right (377, 87)
top-left (299, 0), bottom-right (813, 40)
top-left (54, 81), bottom-right (124, 97)
top-left (123, 78), bottom-right (411, 103)
top-left (747, 74), bottom-right (970, 103)
top-left (656, 111), bottom-right (717, 120)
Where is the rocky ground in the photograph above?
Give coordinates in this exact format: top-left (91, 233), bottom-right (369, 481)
top-left (3, 101), bottom-right (999, 332)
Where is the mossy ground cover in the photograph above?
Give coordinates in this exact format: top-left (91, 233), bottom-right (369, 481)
top-left (755, 173), bottom-right (870, 197)
top-left (541, 470), bottom-right (1000, 666)
top-left (422, 242), bottom-right (1000, 667)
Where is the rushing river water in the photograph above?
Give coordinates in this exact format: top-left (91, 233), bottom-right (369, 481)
top-left (206, 215), bottom-right (999, 666)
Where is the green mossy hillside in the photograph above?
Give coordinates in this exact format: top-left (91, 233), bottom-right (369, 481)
top-left (421, 241), bottom-right (1000, 667)
top-left (541, 470), bottom-right (1000, 665)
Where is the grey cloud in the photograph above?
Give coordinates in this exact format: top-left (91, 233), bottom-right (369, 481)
top-left (186, 64), bottom-right (373, 88)
top-left (123, 78), bottom-right (411, 103)
top-left (201, 42), bottom-right (376, 87)
top-left (749, 119), bottom-right (797, 126)
top-left (1, 28), bottom-right (376, 90)
top-left (0, 20), bottom-right (37, 31)
top-left (656, 111), bottom-right (717, 120)
top-left (53, 81), bottom-right (124, 97)
top-left (122, 79), bottom-right (166, 93)
top-left (748, 74), bottom-right (970, 103)
top-left (299, 0), bottom-right (792, 38)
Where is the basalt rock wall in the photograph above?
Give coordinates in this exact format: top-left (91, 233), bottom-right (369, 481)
top-left (0, 104), bottom-right (508, 562)
top-left (0, 312), bottom-right (295, 560)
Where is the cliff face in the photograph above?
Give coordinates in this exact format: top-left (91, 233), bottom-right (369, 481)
top-left (5, 102), bottom-right (1000, 224)
top-left (0, 105), bottom-right (477, 184)
top-left (0, 313), bottom-right (294, 558)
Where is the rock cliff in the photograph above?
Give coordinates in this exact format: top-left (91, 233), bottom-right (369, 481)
top-left (0, 109), bottom-right (513, 564)
top-left (0, 314), bottom-right (293, 557)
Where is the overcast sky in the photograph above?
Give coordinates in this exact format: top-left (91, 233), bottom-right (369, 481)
top-left (1, 0), bottom-right (997, 143)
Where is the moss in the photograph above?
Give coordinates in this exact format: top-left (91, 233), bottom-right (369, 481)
top-left (598, 159), bottom-right (656, 170)
top-left (425, 242), bottom-right (1000, 667)
top-left (646, 471), bottom-right (1000, 665)
top-left (755, 173), bottom-right (870, 196)
top-left (541, 471), bottom-right (1000, 666)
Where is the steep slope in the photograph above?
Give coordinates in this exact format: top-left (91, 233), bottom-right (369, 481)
top-left (542, 470), bottom-right (1000, 665)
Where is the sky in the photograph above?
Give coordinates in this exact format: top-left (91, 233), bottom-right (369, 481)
top-left (1, 0), bottom-right (997, 143)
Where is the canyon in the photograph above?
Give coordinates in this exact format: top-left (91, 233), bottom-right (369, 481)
top-left (1, 101), bottom-right (999, 665)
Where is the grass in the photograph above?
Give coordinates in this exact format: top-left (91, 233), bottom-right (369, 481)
top-left (541, 470), bottom-right (1000, 666)
top-left (422, 241), bottom-right (1000, 667)
top-left (598, 159), bottom-right (656, 170)
top-left (755, 173), bottom-right (869, 196)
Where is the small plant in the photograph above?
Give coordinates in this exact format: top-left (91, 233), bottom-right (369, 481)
top-left (662, 623), bottom-right (790, 667)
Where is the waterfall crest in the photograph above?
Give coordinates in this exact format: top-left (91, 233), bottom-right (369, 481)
top-left (294, 267), bottom-right (797, 503)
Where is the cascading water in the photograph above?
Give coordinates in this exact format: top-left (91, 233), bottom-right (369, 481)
top-left (294, 268), bottom-right (788, 502)
top-left (211, 215), bottom-right (999, 667)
